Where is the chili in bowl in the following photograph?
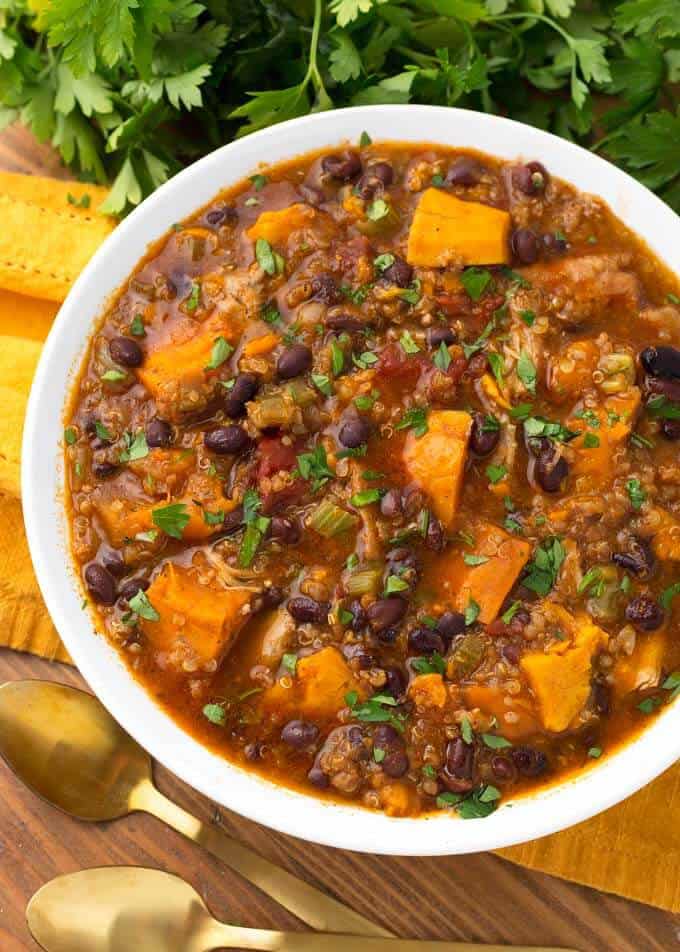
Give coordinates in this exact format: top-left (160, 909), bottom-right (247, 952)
top-left (23, 106), bottom-right (680, 854)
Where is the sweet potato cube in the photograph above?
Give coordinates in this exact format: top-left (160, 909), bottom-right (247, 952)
top-left (246, 203), bottom-right (316, 245)
top-left (548, 340), bottom-right (600, 403)
top-left (437, 522), bottom-right (531, 623)
top-left (141, 563), bottom-right (252, 665)
top-left (379, 782), bottom-right (420, 817)
top-left (408, 673), bottom-right (447, 709)
top-left (406, 189), bottom-right (511, 268)
top-left (651, 509), bottom-right (680, 561)
top-left (521, 606), bottom-right (607, 732)
top-left (264, 646), bottom-right (362, 722)
top-left (403, 410), bottom-right (471, 528)
top-left (464, 684), bottom-right (540, 741)
top-left (569, 390), bottom-right (641, 485)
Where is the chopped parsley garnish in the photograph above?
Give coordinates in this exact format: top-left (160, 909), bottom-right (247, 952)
top-left (482, 733), bottom-right (512, 749)
top-left (577, 566), bottom-right (605, 597)
top-left (354, 389), bottom-right (379, 411)
top-left (336, 444), bottom-right (367, 460)
top-left (399, 330), bottom-right (420, 355)
top-left (667, 292), bottom-right (680, 305)
top-left (431, 173), bottom-right (446, 187)
top-left (385, 574), bottom-right (409, 595)
top-left (250, 173), bottom-right (268, 190)
top-left (203, 703), bottom-right (226, 725)
top-left (460, 715), bottom-right (474, 744)
top-left (400, 279), bottom-right (422, 306)
top-left (519, 309), bottom-right (536, 326)
top-left (486, 463), bottom-right (507, 484)
top-left (238, 489), bottom-right (271, 568)
top-left (128, 589), bottom-right (160, 622)
top-left (101, 369), bottom-right (127, 383)
top-left (626, 478), bottom-right (646, 510)
top-left (482, 414), bottom-right (500, 432)
top-left (462, 318), bottom-right (495, 359)
top-left (296, 444), bottom-right (334, 492)
top-left (646, 395), bottom-right (680, 420)
top-left (67, 191), bottom-right (91, 208)
top-left (412, 652), bottom-right (446, 675)
top-left (523, 537), bottom-right (566, 596)
top-left (437, 785), bottom-right (501, 818)
top-left (464, 599), bottom-right (480, 626)
top-left (662, 672), bottom-right (680, 700)
top-left (637, 696), bottom-right (661, 715)
top-left (152, 502), bottom-right (190, 539)
top-left (202, 508), bottom-right (225, 526)
top-left (261, 302), bottom-right (281, 324)
top-left (509, 403), bottom-right (533, 421)
top-left (351, 489), bottom-right (381, 507)
top-left (460, 267), bottom-right (493, 301)
top-left (582, 432), bottom-right (600, 448)
top-left (64, 427), bottom-right (77, 445)
top-left (631, 433), bottom-right (654, 449)
top-left (311, 372), bottom-right (333, 396)
top-left (395, 406), bottom-right (428, 438)
top-left (130, 314), bottom-right (146, 337)
top-left (517, 350), bottom-right (537, 394)
top-left (331, 340), bottom-right (345, 376)
top-left (205, 335), bottom-right (233, 371)
top-left (341, 283), bottom-right (372, 306)
top-left (118, 430), bottom-right (149, 463)
top-left (373, 252), bottom-right (395, 272)
top-left (345, 691), bottom-right (406, 732)
top-left (433, 340), bottom-right (452, 372)
top-left (501, 601), bottom-right (521, 624)
top-left (352, 350), bottom-right (379, 370)
top-left (587, 746), bottom-right (602, 759)
top-left (373, 747), bottom-right (386, 763)
top-left (487, 352), bottom-right (504, 390)
top-left (523, 417), bottom-right (578, 443)
top-left (463, 553), bottom-right (490, 566)
top-left (359, 131), bottom-right (372, 147)
top-left (660, 583), bottom-right (680, 611)
top-left (94, 421), bottom-right (113, 441)
top-left (255, 238), bottom-right (284, 275)
top-left (185, 281), bottom-right (201, 311)
top-left (366, 198), bottom-right (390, 221)
top-left (282, 653), bottom-right (298, 675)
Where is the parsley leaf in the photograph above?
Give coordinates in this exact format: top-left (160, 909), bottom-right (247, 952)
top-left (152, 502), bottom-right (190, 539)
top-left (523, 537), bottom-right (566, 596)
top-left (296, 444), bottom-right (335, 492)
top-left (395, 407), bottom-right (428, 438)
top-left (517, 351), bottom-right (537, 394)
top-left (460, 267), bottom-right (493, 301)
top-left (205, 336), bottom-right (233, 371)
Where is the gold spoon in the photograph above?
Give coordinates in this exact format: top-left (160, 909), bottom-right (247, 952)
top-left (0, 679), bottom-right (388, 937)
top-left (27, 866), bottom-right (579, 952)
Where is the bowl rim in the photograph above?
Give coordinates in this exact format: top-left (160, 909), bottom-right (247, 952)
top-left (22, 104), bottom-right (680, 856)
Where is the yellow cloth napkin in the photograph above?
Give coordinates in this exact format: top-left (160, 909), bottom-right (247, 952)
top-left (1, 168), bottom-right (679, 913)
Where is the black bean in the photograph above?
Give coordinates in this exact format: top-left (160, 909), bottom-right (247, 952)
top-left (625, 594), bottom-right (664, 631)
top-left (509, 608), bottom-right (531, 631)
top-left (261, 585), bottom-right (285, 609)
top-left (356, 161), bottom-right (394, 199)
top-left (383, 666), bottom-right (407, 699)
top-left (281, 720), bottom-right (319, 749)
top-left (467, 352), bottom-right (489, 377)
top-left (441, 738), bottom-right (474, 793)
top-left (325, 313), bottom-right (364, 333)
top-left (513, 161), bottom-right (549, 195)
top-left (347, 599), bottom-right (368, 632)
top-left (382, 256), bottom-right (413, 289)
top-left (299, 184), bottom-right (325, 206)
top-left (311, 273), bottom-right (340, 304)
top-left (661, 419), bottom-right (680, 440)
top-left (543, 232), bottom-right (567, 254)
top-left (380, 488), bottom-right (402, 518)
top-left (338, 415), bottom-right (371, 448)
top-left (491, 756), bottom-right (517, 782)
top-left (640, 345), bottom-right (680, 380)
top-left (611, 537), bottom-right (655, 578)
top-left (287, 596), bottom-right (329, 625)
top-left (307, 765), bottom-right (329, 788)
top-left (118, 577), bottom-right (149, 602)
top-left (277, 343), bottom-right (313, 379)
top-left (367, 597), bottom-right (407, 632)
top-left (402, 485), bottom-right (426, 519)
top-left (321, 151), bottom-right (361, 181)
top-left (84, 563), bottom-right (116, 605)
top-left (373, 724), bottom-right (399, 748)
top-left (501, 642), bottom-right (522, 665)
top-left (220, 506), bottom-right (244, 536)
top-left (511, 746), bottom-right (547, 777)
top-left (425, 516), bottom-right (445, 553)
top-left (427, 325), bottom-right (456, 348)
top-left (437, 611), bottom-right (466, 642)
top-left (382, 749), bottom-right (409, 778)
top-left (204, 425), bottom-right (250, 455)
top-left (532, 438), bottom-right (568, 493)
top-left (225, 372), bottom-right (259, 418)
top-left (470, 412), bottom-right (501, 457)
top-left (447, 157), bottom-right (484, 187)
top-left (342, 642), bottom-right (374, 668)
top-left (100, 548), bottom-right (126, 577)
top-left (408, 627), bottom-right (445, 656)
top-left (206, 205), bottom-right (237, 226)
top-left (145, 418), bottom-right (173, 448)
top-left (386, 548), bottom-right (419, 584)
top-left (92, 459), bottom-right (118, 479)
top-left (270, 515), bottom-right (301, 545)
top-left (511, 228), bottom-right (540, 264)
top-left (109, 336), bottom-right (143, 368)
top-left (593, 682), bottom-right (610, 716)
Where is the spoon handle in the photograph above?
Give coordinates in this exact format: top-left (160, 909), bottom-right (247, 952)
top-left (131, 779), bottom-right (391, 938)
top-left (200, 920), bottom-right (578, 952)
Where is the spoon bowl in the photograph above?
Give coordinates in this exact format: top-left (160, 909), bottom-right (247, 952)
top-left (0, 680), bottom-right (148, 821)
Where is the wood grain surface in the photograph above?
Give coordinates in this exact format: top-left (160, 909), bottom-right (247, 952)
top-left (1, 122), bottom-right (679, 952)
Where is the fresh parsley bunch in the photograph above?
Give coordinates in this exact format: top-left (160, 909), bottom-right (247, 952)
top-left (1, 0), bottom-right (678, 215)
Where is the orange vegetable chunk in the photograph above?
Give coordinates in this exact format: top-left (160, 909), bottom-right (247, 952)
top-left (436, 522), bottom-right (532, 623)
top-left (520, 605), bottom-right (608, 732)
top-left (569, 390), bottom-right (640, 486)
top-left (406, 189), bottom-right (511, 268)
top-left (612, 632), bottom-right (666, 701)
top-left (408, 673), bottom-right (447, 709)
top-left (246, 203), bottom-right (316, 245)
top-left (264, 646), bottom-right (362, 722)
top-left (402, 409), bottom-right (471, 529)
top-left (465, 683), bottom-right (540, 741)
top-left (141, 562), bottom-right (252, 666)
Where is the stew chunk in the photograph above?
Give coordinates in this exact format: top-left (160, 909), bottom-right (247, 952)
top-left (403, 410), bottom-right (472, 529)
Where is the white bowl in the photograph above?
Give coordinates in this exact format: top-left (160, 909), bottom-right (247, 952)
top-left (23, 105), bottom-right (680, 855)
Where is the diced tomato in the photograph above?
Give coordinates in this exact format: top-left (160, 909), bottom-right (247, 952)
top-left (257, 436), bottom-right (298, 480)
top-left (377, 343), bottom-right (428, 380)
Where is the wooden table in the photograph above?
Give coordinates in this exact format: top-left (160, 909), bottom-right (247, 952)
top-left (1, 123), bottom-right (678, 952)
